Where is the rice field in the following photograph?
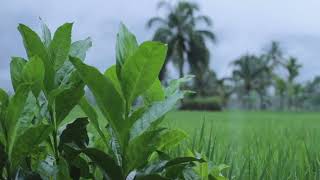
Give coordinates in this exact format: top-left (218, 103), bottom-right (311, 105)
top-left (164, 111), bottom-right (320, 179)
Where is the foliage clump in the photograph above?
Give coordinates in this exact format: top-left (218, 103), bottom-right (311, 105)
top-left (0, 21), bottom-right (227, 180)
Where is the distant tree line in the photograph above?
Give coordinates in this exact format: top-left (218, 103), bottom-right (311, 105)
top-left (148, 1), bottom-right (320, 111)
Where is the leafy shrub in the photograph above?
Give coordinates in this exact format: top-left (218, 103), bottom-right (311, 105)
top-left (181, 96), bottom-right (223, 111)
top-left (0, 22), bottom-right (222, 179)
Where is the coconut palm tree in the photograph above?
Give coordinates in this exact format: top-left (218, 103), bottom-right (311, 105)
top-left (232, 54), bottom-right (270, 109)
top-left (274, 76), bottom-right (287, 110)
top-left (147, 1), bottom-right (215, 81)
top-left (285, 57), bottom-right (302, 109)
top-left (264, 41), bottom-right (285, 69)
top-left (286, 57), bottom-right (302, 83)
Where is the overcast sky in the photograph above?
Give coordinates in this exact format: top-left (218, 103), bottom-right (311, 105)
top-left (1, 0), bottom-right (320, 90)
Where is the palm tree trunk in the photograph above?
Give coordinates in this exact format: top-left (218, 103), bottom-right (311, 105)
top-left (259, 93), bottom-right (265, 110)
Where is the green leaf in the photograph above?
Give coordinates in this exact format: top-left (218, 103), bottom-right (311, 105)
top-left (130, 90), bottom-right (186, 139)
top-left (143, 157), bottom-right (204, 174)
top-left (40, 19), bottom-right (52, 48)
top-left (10, 57), bottom-right (27, 91)
top-left (121, 41), bottom-right (167, 107)
top-left (0, 89), bottom-right (8, 143)
top-left (157, 129), bottom-right (187, 150)
top-left (4, 84), bottom-right (30, 148)
top-left (0, 142), bottom-right (7, 175)
top-left (135, 174), bottom-right (170, 180)
top-left (81, 148), bottom-right (124, 180)
top-left (116, 23), bottom-right (138, 77)
top-left (104, 65), bottom-right (123, 99)
top-left (69, 156), bottom-right (92, 179)
top-left (59, 117), bottom-right (89, 150)
top-left (164, 75), bottom-right (194, 97)
top-left (79, 97), bottom-right (108, 147)
top-left (56, 157), bottom-right (72, 180)
top-left (18, 24), bottom-right (54, 92)
top-left (10, 123), bottom-right (53, 170)
top-left (55, 37), bottom-right (92, 87)
top-left (49, 23), bottom-right (73, 71)
top-left (22, 56), bottom-right (45, 96)
top-left (143, 79), bottom-right (165, 105)
top-left (0, 88), bottom-right (8, 115)
top-left (126, 128), bottom-right (165, 172)
top-left (69, 37), bottom-right (92, 60)
top-left (52, 74), bottom-right (85, 125)
top-left (210, 164), bottom-right (230, 179)
top-left (70, 56), bottom-right (125, 141)
top-left (126, 128), bottom-right (186, 173)
top-left (15, 93), bottom-right (39, 136)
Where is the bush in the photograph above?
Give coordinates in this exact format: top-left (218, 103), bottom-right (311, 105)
top-left (180, 96), bottom-right (222, 111)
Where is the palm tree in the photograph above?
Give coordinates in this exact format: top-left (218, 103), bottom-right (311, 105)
top-left (274, 76), bottom-right (287, 110)
top-left (286, 57), bottom-right (302, 83)
top-left (285, 57), bottom-right (302, 109)
top-left (147, 1), bottom-right (215, 81)
top-left (264, 41), bottom-right (285, 69)
top-left (232, 54), bottom-right (270, 109)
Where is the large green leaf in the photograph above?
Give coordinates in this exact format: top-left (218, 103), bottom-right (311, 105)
top-left (15, 93), bottom-right (39, 136)
top-left (0, 89), bottom-right (8, 144)
top-left (135, 174), bottom-right (170, 180)
top-left (4, 84), bottom-right (30, 147)
top-left (49, 23), bottom-right (73, 70)
top-left (143, 79), bottom-right (165, 105)
top-left (56, 157), bottom-right (72, 180)
top-left (69, 155), bottom-right (92, 179)
top-left (40, 20), bottom-right (52, 48)
top-left (0, 142), bottom-right (7, 175)
top-left (55, 38), bottom-right (92, 87)
top-left (59, 117), bottom-right (89, 150)
top-left (0, 88), bottom-right (8, 116)
top-left (116, 23), bottom-right (138, 78)
top-left (10, 123), bottom-right (53, 170)
top-left (130, 90), bottom-right (186, 139)
top-left (10, 57), bottom-right (27, 91)
top-left (142, 157), bottom-right (204, 175)
top-left (18, 24), bottom-right (54, 92)
top-left (22, 56), bottom-right (45, 96)
top-left (69, 37), bottom-right (92, 60)
top-left (52, 74), bottom-right (85, 125)
top-left (79, 97), bottom-right (108, 147)
top-left (164, 75), bottom-right (194, 97)
top-left (81, 148), bottom-right (124, 180)
top-left (70, 56), bottom-right (125, 141)
top-left (121, 41), bottom-right (167, 107)
top-left (126, 129), bottom-right (186, 173)
top-left (104, 65), bottom-right (123, 99)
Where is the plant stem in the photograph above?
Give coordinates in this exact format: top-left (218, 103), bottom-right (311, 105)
top-left (50, 108), bottom-right (59, 162)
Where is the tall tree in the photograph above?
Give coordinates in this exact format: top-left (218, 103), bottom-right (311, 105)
top-left (147, 0), bottom-right (215, 81)
top-left (286, 57), bottom-right (302, 83)
top-left (274, 76), bottom-right (287, 110)
top-left (232, 54), bottom-right (270, 109)
top-left (285, 57), bottom-right (302, 109)
top-left (264, 41), bottom-right (285, 69)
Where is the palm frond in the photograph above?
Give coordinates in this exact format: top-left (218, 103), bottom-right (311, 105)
top-left (195, 30), bottom-right (216, 43)
top-left (146, 17), bottom-right (168, 28)
top-left (195, 15), bottom-right (213, 26)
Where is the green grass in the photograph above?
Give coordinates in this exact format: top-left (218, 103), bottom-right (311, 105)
top-left (164, 111), bottom-right (320, 179)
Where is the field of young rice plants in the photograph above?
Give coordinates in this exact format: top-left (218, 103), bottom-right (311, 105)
top-left (164, 111), bottom-right (320, 180)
